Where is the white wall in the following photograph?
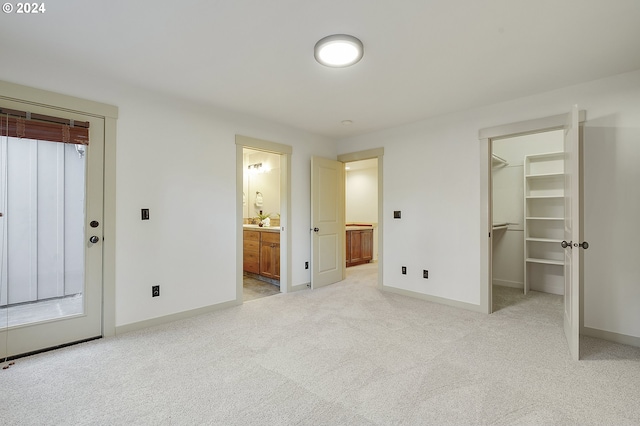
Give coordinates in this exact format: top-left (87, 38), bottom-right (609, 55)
top-left (492, 131), bottom-right (563, 291)
top-left (0, 77), bottom-right (337, 327)
top-left (346, 166), bottom-right (378, 224)
top-left (112, 88), bottom-right (336, 326)
top-left (243, 150), bottom-right (280, 220)
top-left (337, 69), bottom-right (640, 339)
top-left (5, 61), bottom-right (639, 341)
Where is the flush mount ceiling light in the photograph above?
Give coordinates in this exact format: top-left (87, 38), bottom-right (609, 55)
top-left (314, 34), bottom-right (364, 67)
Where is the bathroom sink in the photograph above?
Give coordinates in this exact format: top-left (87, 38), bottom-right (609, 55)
top-left (243, 224), bottom-right (280, 230)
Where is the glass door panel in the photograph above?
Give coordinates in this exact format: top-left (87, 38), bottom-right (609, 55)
top-left (1, 137), bottom-right (86, 328)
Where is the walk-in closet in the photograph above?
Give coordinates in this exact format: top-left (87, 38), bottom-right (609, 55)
top-left (492, 130), bottom-right (565, 304)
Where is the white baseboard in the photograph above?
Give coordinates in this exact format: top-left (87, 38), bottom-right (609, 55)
top-left (381, 285), bottom-right (484, 314)
top-left (530, 282), bottom-right (563, 295)
top-left (291, 282), bottom-right (310, 292)
top-left (115, 299), bottom-right (240, 335)
top-left (582, 326), bottom-right (640, 348)
top-left (492, 279), bottom-right (523, 289)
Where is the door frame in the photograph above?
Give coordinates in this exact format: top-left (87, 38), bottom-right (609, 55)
top-left (235, 135), bottom-right (292, 298)
top-left (479, 112), bottom-right (585, 314)
top-left (338, 147), bottom-right (384, 289)
top-left (0, 79), bottom-right (118, 339)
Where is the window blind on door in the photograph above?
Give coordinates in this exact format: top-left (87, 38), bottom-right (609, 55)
top-left (0, 107), bottom-right (89, 145)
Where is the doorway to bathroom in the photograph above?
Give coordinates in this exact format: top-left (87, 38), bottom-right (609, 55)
top-left (235, 136), bottom-right (291, 303)
top-left (242, 148), bottom-right (281, 301)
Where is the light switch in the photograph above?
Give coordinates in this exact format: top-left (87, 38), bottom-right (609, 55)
top-left (141, 209), bottom-right (150, 220)
top-left (394, 211), bottom-right (401, 219)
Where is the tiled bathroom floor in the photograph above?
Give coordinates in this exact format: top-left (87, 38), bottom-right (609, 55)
top-left (243, 276), bottom-right (280, 302)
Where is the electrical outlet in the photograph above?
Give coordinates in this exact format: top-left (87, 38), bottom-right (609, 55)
top-left (152, 285), bottom-right (160, 297)
top-left (305, 261), bottom-right (309, 270)
top-left (401, 266), bottom-right (407, 275)
top-left (423, 270), bottom-right (428, 279)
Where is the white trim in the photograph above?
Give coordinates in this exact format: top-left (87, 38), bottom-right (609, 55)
top-left (0, 80), bottom-right (118, 119)
top-left (381, 286), bottom-right (485, 313)
top-left (291, 283), bottom-right (310, 292)
top-left (115, 299), bottom-right (239, 335)
top-left (582, 327), bottom-right (640, 349)
top-left (478, 111), bottom-right (585, 140)
top-left (492, 279), bottom-right (523, 289)
top-left (235, 135), bottom-right (292, 155)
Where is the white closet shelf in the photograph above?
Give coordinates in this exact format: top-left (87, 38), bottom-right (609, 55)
top-left (526, 257), bottom-right (564, 266)
top-left (525, 172), bottom-right (564, 179)
top-left (526, 216), bottom-right (564, 220)
top-left (526, 237), bottom-right (563, 243)
top-left (524, 151), bottom-right (566, 294)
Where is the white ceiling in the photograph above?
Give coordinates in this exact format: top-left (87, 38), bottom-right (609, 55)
top-left (2, 0), bottom-right (640, 138)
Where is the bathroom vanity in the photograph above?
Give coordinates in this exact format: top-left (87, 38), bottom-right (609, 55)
top-left (345, 225), bottom-right (373, 267)
top-left (243, 226), bottom-right (280, 282)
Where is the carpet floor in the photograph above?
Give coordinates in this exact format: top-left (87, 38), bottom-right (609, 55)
top-left (1, 263), bottom-right (639, 425)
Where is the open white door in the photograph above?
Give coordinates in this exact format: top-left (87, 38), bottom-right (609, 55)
top-left (562, 105), bottom-right (581, 360)
top-left (311, 156), bottom-right (345, 289)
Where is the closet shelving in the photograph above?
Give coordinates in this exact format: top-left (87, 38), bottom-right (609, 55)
top-left (523, 152), bottom-right (564, 293)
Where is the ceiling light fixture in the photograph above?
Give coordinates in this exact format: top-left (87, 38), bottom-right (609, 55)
top-left (314, 34), bottom-right (364, 67)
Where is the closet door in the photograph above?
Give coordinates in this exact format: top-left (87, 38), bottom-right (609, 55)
top-left (562, 105), bottom-right (582, 361)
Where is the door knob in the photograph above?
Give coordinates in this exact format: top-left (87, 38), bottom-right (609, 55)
top-left (561, 240), bottom-right (572, 249)
top-left (574, 241), bottom-right (589, 249)
top-left (89, 236), bottom-right (100, 244)
top-left (313, 227), bottom-right (319, 233)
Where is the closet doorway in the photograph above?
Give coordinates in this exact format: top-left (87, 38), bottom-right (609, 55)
top-left (491, 130), bottom-right (564, 311)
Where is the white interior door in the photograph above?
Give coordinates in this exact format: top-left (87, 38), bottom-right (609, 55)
top-left (0, 100), bottom-right (104, 359)
top-left (311, 156), bottom-right (345, 289)
top-left (563, 105), bottom-right (581, 360)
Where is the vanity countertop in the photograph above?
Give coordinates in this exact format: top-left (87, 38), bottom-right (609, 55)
top-left (243, 224), bottom-right (280, 233)
top-left (346, 223), bottom-right (375, 231)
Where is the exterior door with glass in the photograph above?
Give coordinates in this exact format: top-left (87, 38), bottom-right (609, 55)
top-left (0, 99), bottom-right (104, 359)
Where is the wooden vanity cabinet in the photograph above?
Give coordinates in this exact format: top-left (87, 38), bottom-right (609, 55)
top-left (243, 230), bottom-right (260, 274)
top-left (346, 229), bottom-right (373, 267)
top-left (260, 232), bottom-right (280, 280)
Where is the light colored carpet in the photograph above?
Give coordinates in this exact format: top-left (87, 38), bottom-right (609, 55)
top-left (1, 264), bottom-right (639, 425)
